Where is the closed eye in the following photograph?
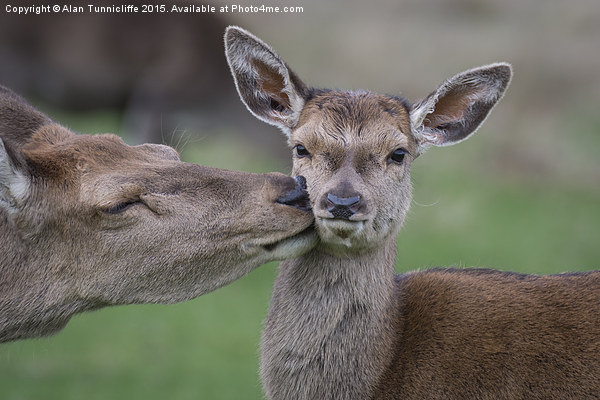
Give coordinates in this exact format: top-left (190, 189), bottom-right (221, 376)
top-left (101, 199), bottom-right (141, 214)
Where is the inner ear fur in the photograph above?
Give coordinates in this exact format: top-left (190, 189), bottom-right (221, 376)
top-left (411, 63), bottom-right (512, 153)
top-left (224, 26), bottom-right (308, 135)
top-left (251, 59), bottom-right (292, 110)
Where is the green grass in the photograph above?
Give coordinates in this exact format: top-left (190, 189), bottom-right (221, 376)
top-left (399, 153), bottom-right (599, 274)
top-left (0, 264), bottom-right (276, 400)
top-left (1, 109), bottom-right (598, 399)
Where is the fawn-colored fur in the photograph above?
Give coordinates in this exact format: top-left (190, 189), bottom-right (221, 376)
top-left (0, 85), bottom-right (316, 342)
top-left (225, 26), bottom-right (600, 399)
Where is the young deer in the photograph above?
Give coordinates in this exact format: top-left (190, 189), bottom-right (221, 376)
top-left (0, 85), bottom-right (316, 343)
top-left (225, 26), bottom-right (600, 399)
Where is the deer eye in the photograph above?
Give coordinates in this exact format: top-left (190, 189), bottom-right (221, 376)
top-left (294, 144), bottom-right (311, 158)
top-left (101, 199), bottom-right (141, 214)
top-left (388, 148), bottom-right (407, 164)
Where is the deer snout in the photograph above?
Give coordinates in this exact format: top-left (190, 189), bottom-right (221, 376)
top-left (319, 183), bottom-right (368, 221)
top-left (325, 193), bottom-right (361, 220)
top-left (275, 176), bottom-right (312, 212)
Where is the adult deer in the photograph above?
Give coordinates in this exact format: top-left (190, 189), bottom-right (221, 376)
top-left (225, 26), bottom-right (600, 399)
top-left (0, 85), bottom-right (316, 343)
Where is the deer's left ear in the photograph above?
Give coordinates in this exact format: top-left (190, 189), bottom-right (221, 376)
top-left (410, 63), bottom-right (512, 154)
top-left (224, 26), bottom-right (309, 137)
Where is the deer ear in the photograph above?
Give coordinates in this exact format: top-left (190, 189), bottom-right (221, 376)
top-left (224, 26), bottom-right (308, 137)
top-left (410, 63), bottom-right (512, 154)
top-left (0, 138), bottom-right (30, 213)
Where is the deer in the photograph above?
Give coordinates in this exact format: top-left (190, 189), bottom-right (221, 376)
top-left (225, 26), bottom-right (600, 399)
top-left (0, 85), bottom-right (316, 343)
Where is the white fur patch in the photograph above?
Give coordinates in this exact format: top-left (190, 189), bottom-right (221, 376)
top-left (0, 140), bottom-right (30, 213)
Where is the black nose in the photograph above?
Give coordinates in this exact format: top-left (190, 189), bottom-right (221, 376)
top-left (326, 193), bottom-right (361, 220)
top-left (275, 176), bottom-right (311, 211)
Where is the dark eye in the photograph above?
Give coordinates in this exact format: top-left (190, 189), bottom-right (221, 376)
top-left (101, 200), bottom-right (140, 214)
top-left (389, 148), bottom-right (407, 164)
top-left (295, 144), bottom-right (311, 158)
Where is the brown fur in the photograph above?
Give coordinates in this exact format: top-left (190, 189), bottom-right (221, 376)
top-left (375, 268), bottom-right (600, 398)
top-left (0, 85), bottom-right (316, 342)
top-left (225, 26), bottom-right (599, 399)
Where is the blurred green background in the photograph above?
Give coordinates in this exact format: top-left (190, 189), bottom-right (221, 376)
top-left (1, 0), bottom-right (599, 399)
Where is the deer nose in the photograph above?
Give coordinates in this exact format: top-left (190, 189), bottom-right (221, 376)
top-left (275, 176), bottom-right (312, 212)
top-left (326, 193), bottom-right (361, 220)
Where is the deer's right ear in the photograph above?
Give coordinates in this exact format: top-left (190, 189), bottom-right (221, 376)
top-left (224, 26), bottom-right (308, 137)
top-left (0, 139), bottom-right (30, 213)
top-left (410, 63), bottom-right (512, 155)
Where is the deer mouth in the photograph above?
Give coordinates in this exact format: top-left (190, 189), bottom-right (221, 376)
top-left (321, 219), bottom-right (363, 238)
top-left (242, 223), bottom-right (317, 260)
top-left (314, 217), bottom-right (368, 249)
top-left (261, 224), bottom-right (316, 253)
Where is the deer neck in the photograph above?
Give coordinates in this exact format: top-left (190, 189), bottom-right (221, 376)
top-left (261, 239), bottom-right (400, 400)
top-left (0, 214), bottom-right (85, 342)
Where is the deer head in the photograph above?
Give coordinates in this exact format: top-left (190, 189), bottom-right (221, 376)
top-left (0, 85), bottom-right (316, 341)
top-left (225, 26), bottom-right (511, 255)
